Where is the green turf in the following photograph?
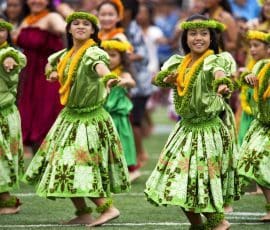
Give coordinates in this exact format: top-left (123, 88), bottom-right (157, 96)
top-left (0, 107), bottom-right (269, 229)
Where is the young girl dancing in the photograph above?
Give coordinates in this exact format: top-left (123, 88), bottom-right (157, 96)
top-left (238, 30), bottom-right (270, 222)
top-left (101, 39), bottom-right (137, 180)
top-left (145, 14), bottom-right (240, 230)
top-left (0, 18), bottom-right (26, 215)
top-left (23, 12), bottom-right (130, 226)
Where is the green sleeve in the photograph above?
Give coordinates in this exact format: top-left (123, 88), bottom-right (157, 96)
top-left (83, 46), bottom-right (110, 74)
top-left (48, 49), bottom-right (67, 67)
top-left (203, 52), bottom-right (237, 77)
top-left (154, 54), bottom-right (183, 88)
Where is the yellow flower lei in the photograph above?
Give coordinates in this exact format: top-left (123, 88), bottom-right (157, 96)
top-left (57, 39), bottom-right (96, 105)
top-left (246, 30), bottom-right (270, 43)
top-left (254, 62), bottom-right (270, 102)
top-left (176, 49), bottom-right (214, 96)
top-left (101, 40), bottom-right (133, 52)
top-left (240, 59), bottom-right (256, 114)
top-left (111, 65), bottom-right (123, 76)
top-left (0, 41), bottom-right (8, 49)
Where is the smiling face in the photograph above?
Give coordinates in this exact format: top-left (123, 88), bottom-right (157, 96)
top-left (27, 0), bottom-right (49, 14)
top-left (98, 3), bottom-right (120, 31)
top-left (249, 39), bottom-right (269, 61)
top-left (187, 27), bottom-right (211, 55)
top-left (69, 19), bottom-right (94, 42)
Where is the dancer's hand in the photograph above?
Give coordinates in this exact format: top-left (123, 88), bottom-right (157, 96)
top-left (3, 57), bottom-right (18, 72)
top-left (217, 84), bottom-right (231, 95)
top-left (47, 71), bottom-right (58, 82)
top-left (163, 72), bottom-right (177, 85)
top-left (106, 78), bottom-right (120, 92)
top-left (245, 73), bottom-right (258, 86)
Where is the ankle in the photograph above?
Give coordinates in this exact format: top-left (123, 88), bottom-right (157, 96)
top-left (75, 206), bottom-right (92, 216)
top-left (189, 224), bottom-right (204, 230)
top-left (0, 196), bottom-right (21, 208)
top-left (204, 213), bottom-right (225, 229)
top-left (96, 199), bottom-right (113, 214)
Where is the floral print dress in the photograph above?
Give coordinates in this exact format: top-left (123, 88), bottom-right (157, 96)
top-left (23, 46), bottom-right (130, 198)
top-left (144, 52), bottom-right (241, 213)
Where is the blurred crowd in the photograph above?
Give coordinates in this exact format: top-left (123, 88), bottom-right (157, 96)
top-left (0, 0), bottom-right (268, 176)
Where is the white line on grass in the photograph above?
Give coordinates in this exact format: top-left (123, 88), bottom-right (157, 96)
top-left (0, 222), bottom-right (267, 228)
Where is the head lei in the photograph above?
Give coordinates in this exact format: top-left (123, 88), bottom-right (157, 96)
top-left (246, 30), bottom-right (270, 43)
top-left (180, 19), bottom-right (226, 32)
top-left (257, 0), bottom-right (264, 6)
top-left (107, 0), bottom-right (124, 20)
top-left (0, 20), bottom-right (13, 31)
top-left (101, 39), bottom-right (133, 52)
top-left (66, 12), bottom-right (99, 26)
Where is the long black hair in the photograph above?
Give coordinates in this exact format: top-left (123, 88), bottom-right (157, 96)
top-left (181, 14), bottom-right (219, 55)
top-left (66, 19), bottom-right (101, 49)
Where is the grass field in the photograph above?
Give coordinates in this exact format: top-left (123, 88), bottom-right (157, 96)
top-left (1, 107), bottom-right (270, 229)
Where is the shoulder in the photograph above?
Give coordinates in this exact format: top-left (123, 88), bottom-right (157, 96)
top-left (253, 59), bottom-right (270, 75)
top-left (84, 46), bottom-right (109, 65)
top-left (161, 54), bottom-right (183, 71)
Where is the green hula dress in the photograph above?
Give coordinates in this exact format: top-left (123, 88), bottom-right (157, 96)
top-left (104, 85), bottom-right (136, 166)
top-left (238, 60), bottom-right (270, 189)
top-left (23, 46), bottom-right (130, 198)
top-left (0, 46), bottom-right (26, 193)
top-left (145, 52), bottom-right (241, 213)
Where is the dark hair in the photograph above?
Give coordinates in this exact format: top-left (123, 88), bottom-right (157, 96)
top-left (0, 14), bottom-right (14, 46)
top-left (122, 0), bottom-right (139, 20)
top-left (66, 19), bottom-right (101, 49)
top-left (4, 0), bottom-right (28, 26)
top-left (97, 1), bottom-right (123, 28)
top-left (181, 14), bottom-right (219, 54)
top-left (203, 0), bottom-right (232, 14)
top-left (138, 3), bottom-right (155, 25)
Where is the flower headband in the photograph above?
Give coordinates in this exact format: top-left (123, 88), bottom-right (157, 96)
top-left (66, 12), bottom-right (99, 26)
top-left (257, 0), bottom-right (264, 6)
top-left (0, 20), bottom-right (13, 31)
top-left (180, 20), bottom-right (226, 32)
top-left (101, 39), bottom-right (133, 52)
top-left (106, 0), bottom-right (124, 20)
top-left (246, 30), bottom-right (270, 43)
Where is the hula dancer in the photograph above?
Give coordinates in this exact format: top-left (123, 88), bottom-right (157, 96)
top-left (0, 18), bottom-right (26, 215)
top-left (238, 30), bottom-right (270, 222)
top-left (145, 14), bottom-right (240, 229)
top-left (23, 12), bottom-right (130, 226)
top-left (238, 30), bottom-right (270, 145)
top-left (101, 39), bottom-right (137, 180)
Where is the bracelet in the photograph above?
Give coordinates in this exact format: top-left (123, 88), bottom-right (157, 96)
top-left (204, 213), bottom-right (224, 230)
top-left (101, 73), bottom-right (119, 86)
top-left (96, 199), bottom-right (113, 213)
top-left (45, 66), bottom-right (57, 80)
top-left (75, 206), bottom-right (93, 216)
top-left (212, 77), bottom-right (234, 98)
top-left (240, 71), bottom-right (252, 87)
top-left (1, 50), bottom-right (20, 73)
top-left (0, 196), bottom-right (21, 208)
top-left (154, 69), bottom-right (175, 88)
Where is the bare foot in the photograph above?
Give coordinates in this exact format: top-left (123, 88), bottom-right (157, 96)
top-left (224, 205), bottom-right (233, 213)
top-left (129, 170), bottom-right (141, 182)
top-left (260, 212), bottom-right (270, 222)
top-left (62, 213), bottom-right (94, 225)
top-left (0, 206), bottom-right (20, 215)
top-left (87, 206), bottom-right (120, 227)
top-left (213, 219), bottom-right (230, 230)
